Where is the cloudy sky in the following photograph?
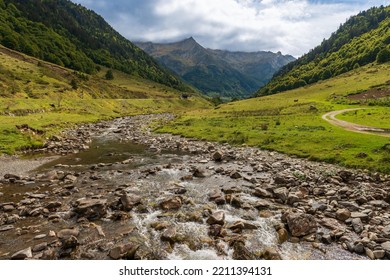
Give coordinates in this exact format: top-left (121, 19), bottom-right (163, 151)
top-left (72, 0), bottom-right (389, 57)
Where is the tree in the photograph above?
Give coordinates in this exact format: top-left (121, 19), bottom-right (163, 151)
top-left (376, 47), bottom-right (390, 63)
top-left (70, 79), bottom-right (78, 90)
top-left (105, 69), bottom-right (114, 80)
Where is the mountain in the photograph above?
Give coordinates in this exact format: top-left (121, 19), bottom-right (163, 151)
top-left (136, 37), bottom-right (295, 99)
top-left (0, 0), bottom-right (190, 91)
top-left (257, 5), bottom-right (390, 96)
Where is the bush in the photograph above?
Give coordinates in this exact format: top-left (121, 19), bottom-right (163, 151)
top-left (376, 47), bottom-right (390, 63)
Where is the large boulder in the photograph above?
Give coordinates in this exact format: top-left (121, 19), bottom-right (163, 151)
top-left (286, 213), bottom-right (317, 237)
top-left (74, 199), bottom-right (107, 220)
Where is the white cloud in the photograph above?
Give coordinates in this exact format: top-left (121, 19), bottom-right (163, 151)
top-left (72, 0), bottom-right (389, 57)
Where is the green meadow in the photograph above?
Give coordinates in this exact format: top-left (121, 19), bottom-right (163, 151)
top-left (159, 62), bottom-right (390, 173)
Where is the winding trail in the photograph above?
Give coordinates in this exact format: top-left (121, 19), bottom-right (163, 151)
top-left (322, 108), bottom-right (390, 137)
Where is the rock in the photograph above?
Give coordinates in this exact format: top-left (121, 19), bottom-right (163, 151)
top-left (351, 218), bottom-right (364, 234)
top-left (381, 241), bottom-right (390, 251)
top-left (120, 194), bottom-right (142, 211)
top-left (64, 174), bottom-right (78, 182)
top-left (336, 208), bottom-right (351, 221)
top-left (34, 234), bottom-right (47, 240)
top-left (0, 225), bottom-right (14, 232)
top-left (193, 168), bottom-right (206, 178)
top-left (373, 250), bottom-right (385, 259)
top-left (354, 242), bottom-right (365, 254)
top-left (232, 241), bottom-right (255, 260)
top-left (161, 226), bottom-right (177, 243)
top-left (4, 174), bottom-right (21, 180)
top-left (32, 242), bottom-right (48, 252)
top-left (350, 212), bottom-right (369, 222)
top-left (11, 247), bottom-right (32, 260)
top-left (277, 228), bottom-right (289, 244)
top-left (57, 228), bottom-right (80, 239)
top-left (208, 224), bottom-right (223, 237)
top-left (212, 151), bottom-right (223, 162)
top-left (3, 205), bottom-right (15, 212)
top-left (160, 197), bottom-right (182, 210)
top-left (45, 201), bottom-right (62, 210)
top-left (62, 235), bottom-right (78, 249)
top-left (287, 193), bottom-right (300, 205)
top-left (273, 187), bottom-right (288, 202)
top-left (365, 248), bottom-right (375, 260)
top-left (286, 213), bottom-right (317, 237)
top-left (253, 187), bottom-right (272, 198)
top-left (207, 211), bottom-right (225, 225)
top-left (230, 171), bottom-right (242, 179)
top-left (382, 225), bottom-right (390, 236)
top-left (74, 199), bottom-right (107, 220)
top-left (209, 189), bottom-right (226, 205)
top-left (263, 247), bottom-right (282, 260)
top-left (109, 243), bottom-right (139, 260)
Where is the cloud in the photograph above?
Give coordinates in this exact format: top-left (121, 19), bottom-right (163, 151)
top-left (72, 0), bottom-right (389, 57)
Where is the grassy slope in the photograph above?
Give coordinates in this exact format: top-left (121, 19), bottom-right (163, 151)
top-left (0, 45), bottom-right (211, 154)
top-left (159, 62), bottom-right (390, 173)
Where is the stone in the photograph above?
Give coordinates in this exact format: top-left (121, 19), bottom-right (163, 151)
top-left (273, 187), bottom-right (288, 202)
top-left (230, 171), bottom-right (242, 179)
top-left (34, 234), bottom-right (47, 240)
top-left (365, 248), bottom-right (375, 260)
top-left (382, 224), bottom-right (390, 236)
top-left (57, 228), bottom-right (80, 239)
top-left (262, 247), bottom-right (282, 260)
top-left (336, 209), bottom-right (351, 221)
top-left (253, 187), bottom-right (272, 198)
top-left (350, 212), bottom-right (369, 222)
top-left (373, 250), bottom-right (385, 259)
top-left (381, 241), bottom-right (390, 251)
top-left (207, 211), bottom-right (225, 225)
top-left (209, 189), bottom-right (226, 205)
top-left (0, 225), bottom-right (14, 232)
top-left (351, 218), bottom-right (364, 234)
top-left (109, 243), bottom-right (139, 260)
top-left (212, 151), bottom-right (223, 162)
top-left (161, 226), bottom-right (177, 243)
top-left (3, 205), bottom-right (15, 212)
top-left (11, 247), bottom-right (32, 260)
top-left (74, 199), bottom-right (107, 220)
top-left (286, 213), bottom-right (317, 237)
top-left (287, 193), bottom-right (300, 205)
top-left (354, 242), bottom-right (365, 254)
top-left (33, 242), bottom-right (48, 252)
top-left (120, 194), bottom-right (142, 211)
top-left (45, 201), bottom-right (62, 210)
top-left (193, 168), bottom-right (206, 178)
top-left (232, 241), bottom-right (255, 260)
top-left (160, 197), bottom-right (182, 210)
top-left (62, 235), bottom-right (79, 249)
top-left (277, 228), bottom-right (289, 244)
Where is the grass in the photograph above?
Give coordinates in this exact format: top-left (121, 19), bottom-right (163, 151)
top-left (0, 45), bottom-right (211, 154)
top-left (158, 62), bottom-right (390, 173)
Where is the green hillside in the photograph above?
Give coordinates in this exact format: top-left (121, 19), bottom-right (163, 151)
top-left (257, 5), bottom-right (390, 96)
top-left (160, 61), bottom-right (390, 173)
top-left (0, 0), bottom-right (190, 90)
top-left (0, 45), bottom-right (210, 154)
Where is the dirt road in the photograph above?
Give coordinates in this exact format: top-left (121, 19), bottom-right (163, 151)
top-left (322, 108), bottom-right (390, 137)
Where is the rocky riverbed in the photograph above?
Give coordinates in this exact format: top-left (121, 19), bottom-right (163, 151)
top-left (0, 114), bottom-right (389, 260)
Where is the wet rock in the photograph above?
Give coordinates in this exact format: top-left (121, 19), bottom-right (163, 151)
top-left (62, 235), bottom-right (79, 249)
top-left (120, 194), bottom-right (142, 211)
top-left (161, 226), bottom-right (177, 243)
top-left (208, 189), bottom-right (226, 205)
top-left (277, 228), bottom-right (289, 244)
top-left (273, 187), bottom-right (288, 202)
top-left (352, 218), bottom-right (364, 234)
top-left (232, 241), bottom-right (255, 260)
top-left (207, 211), bottom-right (225, 225)
top-left (262, 247), bottom-right (282, 260)
top-left (11, 247), bottom-right (32, 260)
top-left (160, 197), bottom-right (182, 210)
top-left (286, 213), bottom-right (317, 237)
top-left (208, 224), bottom-right (223, 237)
top-left (57, 228), bottom-right (80, 239)
top-left (0, 225), bottom-right (14, 232)
top-left (109, 243), bottom-right (139, 260)
top-left (74, 199), bottom-right (107, 220)
top-left (336, 209), bottom-right (351, 222)
top-left (193, 168), bottom-right (206, 178)
top-left (253, 187), bottom-right (272, 198)
top-left (32, 242), bottom-right (48, 252)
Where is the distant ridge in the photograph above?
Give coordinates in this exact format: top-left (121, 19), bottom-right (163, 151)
top-left (136, 37), bottom-right (295, 99)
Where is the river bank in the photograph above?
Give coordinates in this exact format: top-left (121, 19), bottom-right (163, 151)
top-left (0, 114), bottom-right (389, 260)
